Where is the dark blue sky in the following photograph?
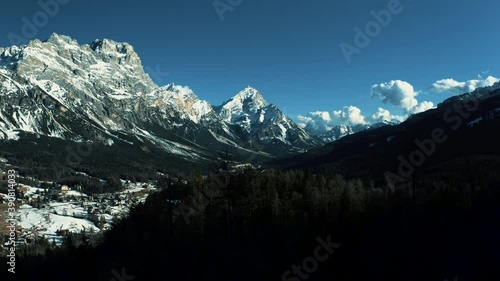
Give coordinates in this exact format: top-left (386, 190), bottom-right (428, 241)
top-left (1, 0), bottom-right (499, 126)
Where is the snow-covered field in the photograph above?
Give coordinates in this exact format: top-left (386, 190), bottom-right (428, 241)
top-left (49, 202), bottom-right (88, 217)
top-left (15, 204), bottom-right (98, 245)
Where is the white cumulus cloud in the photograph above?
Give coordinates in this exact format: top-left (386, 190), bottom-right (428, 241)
top-left (430, 76), bottom-right (500, 94)
top-left (369, 108), bottom-right (406, 123)
top-left (410, 101), bottom-right (435, 114)
top-left (371, 80), bottom-right (418, 112)
top-left (297, 106), bottom-right (367, 134)
top-left (297, 106), bottom-right (411, 135)
top-left (296, 111), bottom-right (333, 134)
top-left (371, 80), bottom-right (435, 114)
top-left (298, 79), bottom-right (443, 135)
top-left (333, 106), bottom-right (367, 126)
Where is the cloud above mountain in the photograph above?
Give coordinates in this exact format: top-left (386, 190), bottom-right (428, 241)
top-left (297, 74), bottom-right (500, 136)
top-left (410, 101), bottom-right (434, 114)
top-left (296, 73), bottom-right (500, 136)
top-left (333, 105), bottom-right (367, 126)
top-left (370, 80), bottom-right (434, 114)
top-left (297, 79), bottom-right (438, 135)
top-left (297, 106), bottom-right (366, 134)
top-left (297, 106), bottom-right (405, 135)
top-left (370, 108), bottom-right (406, 123)
top-left (296, 111), bottom-right (334, 134)
top-left (429, 75), bottom-right (500, 94)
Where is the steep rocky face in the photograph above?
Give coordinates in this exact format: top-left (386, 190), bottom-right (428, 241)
top-left (1, 34), bottom-right (159, 130)
top-left (160, 83), bottom-right (221, 125)
top-left (215, 87), bottom-right (321, 151)
top-left (216, 87), bottom-right (269, 131)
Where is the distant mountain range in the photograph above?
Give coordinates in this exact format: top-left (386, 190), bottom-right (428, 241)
top-left (315, 121), bottom-right (400, 143)
top-left (0, 33), bottom-right (335, 169)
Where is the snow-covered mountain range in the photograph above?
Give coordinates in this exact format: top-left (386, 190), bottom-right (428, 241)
top-left (315, 121), bottom-right (400, 143)
top-left (215, 87), bottom-right (321, 151)
top-left (0, 33), bottom-right (322, 163)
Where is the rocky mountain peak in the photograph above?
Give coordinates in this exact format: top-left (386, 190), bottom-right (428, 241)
top-left (45, 33), bottom-right (79, 46)
top-left (231, 86), bottom-right (268, 108)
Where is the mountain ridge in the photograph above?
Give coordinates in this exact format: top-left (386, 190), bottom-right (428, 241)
top-left (0, 33), bottom-right (321, 168)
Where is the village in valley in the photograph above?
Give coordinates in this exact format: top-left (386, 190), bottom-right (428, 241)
top-left (0, 159), bottom-right (161, 251)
